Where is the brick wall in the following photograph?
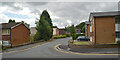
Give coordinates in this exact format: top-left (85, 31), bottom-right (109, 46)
top-left (95, 16), bottom-right (115, 44)
top-left (2, 35), bottom-right (10, 41)
top-left (11, 24), bottom-right (30, 46)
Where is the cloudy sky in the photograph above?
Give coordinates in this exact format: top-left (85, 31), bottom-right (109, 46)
top-left (0, 2), bottom-right (119, 28)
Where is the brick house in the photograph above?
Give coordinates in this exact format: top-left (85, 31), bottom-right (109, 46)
top-left (85, 21), bottom-right (90, 38)
top-left (0, 22), bottom-right (30, 47)
top-left (58, 28), bottom-right (66, 35)
top-left (88, 11), bottom-right (120, 44)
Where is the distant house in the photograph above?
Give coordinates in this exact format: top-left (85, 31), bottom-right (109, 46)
top-left (0, 22), bottom-right (30, 47)
top-left (58, 28), bottom-right (66, 35)
top-left (88, 11), bottom-right (120, 44)
top-left (30, 27), bottom-right (37, 36)
top-left (53, 27), bottom-right (59, 36)
top-left (85, 21), bottom-right (90, 38)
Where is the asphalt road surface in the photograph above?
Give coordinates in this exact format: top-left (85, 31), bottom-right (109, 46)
top-left (2, 37), bottom-right (119, 58)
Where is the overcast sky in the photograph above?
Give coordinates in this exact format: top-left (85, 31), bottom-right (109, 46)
top-left (0, 2), bottom-right (119, 28)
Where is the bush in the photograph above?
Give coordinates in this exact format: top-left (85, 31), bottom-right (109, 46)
top-left (30, 35), bottom-right (35, 43)
top-left (65, 34), bottom-right (71, 37)
top-left (33, 32), bottom-right (42, 41)
top-left (53, 35), bottom-right (67, 39)
top-left (117, 41), bottom-right (120, 44)
top-left (72, 33), bottom-right (77, 40)
top-left (2, 47), bottom-right (7, 50)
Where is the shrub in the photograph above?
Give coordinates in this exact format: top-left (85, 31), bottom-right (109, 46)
top-left (2, 47), bottom-right (7, 50)
top-left (72, 33), bottom-right (77, 40)
top-left (65, 34), bottom-right (71, 37)
top-left (117, 41), bottom-right (120, 44)
top-left (53, 35), bottom-right (67, 39)
top-left (30, 35), bottom-right (35, 43)
top-left (33, 32), bottom-right (42, 41)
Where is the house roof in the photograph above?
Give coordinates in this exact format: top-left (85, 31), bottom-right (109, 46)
top-left (85, 21), bottom-right (89, 24)
top-left (90, 11), bottom-right (120, 17)
top-left (1, 22), bottom-right (21, 29)
top-left (1, 22), bottom-right (29, 30)
top-left (89, 11), bottom-right (120, 21)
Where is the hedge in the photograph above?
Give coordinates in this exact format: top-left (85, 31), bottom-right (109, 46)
top-left (53, 35), bottom-right (67, 39)
top-left (53, 33), bottom-right (85, 39)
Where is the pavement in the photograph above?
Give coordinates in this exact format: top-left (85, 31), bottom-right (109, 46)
top-left (2, 40), bottom-right (53, 53)
top-left (59, 45), bottom-right (120, 54)
top-left (2, 37), bottom-right (120, 58)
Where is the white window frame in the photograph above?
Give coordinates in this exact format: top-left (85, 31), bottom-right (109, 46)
top-left (2, 41), bottom-right (10, 46)
top-left (2, 29), bottom-right (10, 35)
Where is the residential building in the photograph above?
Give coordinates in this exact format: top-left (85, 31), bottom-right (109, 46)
top-left (58, 28), bottom-right (66, 35)
top-left (0, 22), bottom-right (30, 47)
top-left (85, 21), bottom-right (90, 38)
top-left (53, 27), bottom-right (59, 36)
top-left (30, 27), bottom-right (37, 36)
top-left (88, 11), bottom-right (120, 44)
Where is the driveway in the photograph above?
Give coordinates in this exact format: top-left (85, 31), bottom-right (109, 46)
top-left (2, 37), bottom-right (119, 58)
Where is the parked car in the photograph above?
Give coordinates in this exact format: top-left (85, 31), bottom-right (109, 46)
top-left (77, 36), bottom-right (90, 41)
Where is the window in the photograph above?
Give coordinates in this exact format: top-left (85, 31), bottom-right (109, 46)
top-left (115, 16), bottom-right (120, 24)
top-left (116, 32), bottom-right (120, 38)
top-left (2, 41), bottom-right (10, 46)
top-left (2, 29), bottom-right (10, 35)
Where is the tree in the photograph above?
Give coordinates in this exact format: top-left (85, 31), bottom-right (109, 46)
top-left (35, 13), bottom-right (52, 41)
top-left (52, 26), bottom-right (57, 28)
top-left (41, 10), bottom-right (53, 38)
top-left (82, 25), bottom-right (85, 33)
top-left (8, 19), bottom-right (15, 23)
top-left (21, 21), bottom-right (30, 28)
top-left (65, 26), bottom-right (72, 34)
top-left (70, 25), bottom-right (77, 40)
top-left (70, 25), bottom-right (76, 34)
top-left (76, 22), bottom-right (85, 33)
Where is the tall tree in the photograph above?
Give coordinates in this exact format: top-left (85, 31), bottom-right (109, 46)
top-left (82, 25), bottom-right (85, 33)
top-left (34, 12), bottom-right (52, 41)
top-left (70, 25), bottom-right (76, 34)
top-left (41, 10), bottom-right (53, 38)
top-left (71, 24), bottom-right (77, 40)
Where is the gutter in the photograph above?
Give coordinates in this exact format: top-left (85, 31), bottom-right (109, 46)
top-left (10, 28), bottom-right (12, 48)
top-left (94, 18), bottom-right (96, 45)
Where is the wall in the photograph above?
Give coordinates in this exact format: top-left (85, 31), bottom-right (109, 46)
top-left (30, 27), bottom-right (37, 36)
top-left (11, 24), bottom-right (30, 46)
top-left (95, 16), bottom-right (115, 44)
top-left (59, 29), bottom-right (66, 35)
top-left (85, 24), bottom-right (90, 38)
top-left (53, 28), bottom-right (59, 36)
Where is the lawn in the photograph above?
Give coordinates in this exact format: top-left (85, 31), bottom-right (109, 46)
top-left (73, 41), bottom-right (90, 45)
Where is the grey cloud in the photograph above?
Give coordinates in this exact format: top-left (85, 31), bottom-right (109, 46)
top-left (1, 2), bottom-right (118, 28)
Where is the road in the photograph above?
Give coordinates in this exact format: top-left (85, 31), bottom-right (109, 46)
top-left (2, 37), bottom-right (119, 58)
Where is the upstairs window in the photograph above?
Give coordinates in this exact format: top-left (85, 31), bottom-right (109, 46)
top-left (116, 32), bottom-right (120, 38)
top-left (2, 29), bottom-right (10, 35)
top-left (115, 16), bottom-right (120, 24)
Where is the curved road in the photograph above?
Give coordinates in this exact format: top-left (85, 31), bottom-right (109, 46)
top-left (2, 38), bottom-right (118, 58)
